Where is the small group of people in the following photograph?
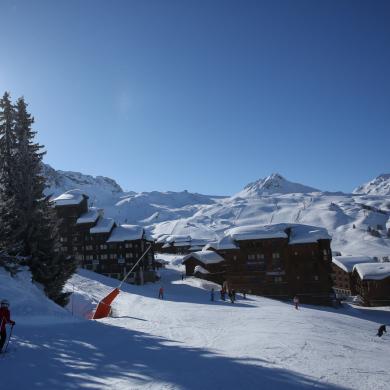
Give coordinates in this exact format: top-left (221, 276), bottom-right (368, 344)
top-left (214, 287), bottom-right (237, 303)
top-left (0, 299), bottom-right (15, 353)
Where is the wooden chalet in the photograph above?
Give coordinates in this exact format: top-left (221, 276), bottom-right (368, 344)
top-left (52, 190), bottom-right (156, 284)
top-left (182, 250), bottom-right (226, 284)
top-left (198, 223), bottom-right (334, 304)
top-left (351, 263), bottom-right (390, 306)
top-left (331, 256), bottom-right (374, 298)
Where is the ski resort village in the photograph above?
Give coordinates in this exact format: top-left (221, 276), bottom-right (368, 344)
top-left (2, 2), bottom-right (390, 389)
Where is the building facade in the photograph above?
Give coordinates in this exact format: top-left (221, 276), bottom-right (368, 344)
top-left (53, 190), bottom-right (156, 284)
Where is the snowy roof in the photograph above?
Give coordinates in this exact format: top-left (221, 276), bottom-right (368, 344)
top-left (107, 224), bottom-right (144, 242)
top-left (194, 265), bottom-right (209, 274)
top-left (332, 256), bottom-right (374, 273)
top-left (90, 218), bottom-right (115, 234)
top-left (353, 263), bottom-right (390, 281)
top-left (173, 241), bottom-right (191, 247)
top-left (203, 236), bottom-right (239, 251)
top-left (288, 225), bottom-right (331, 244)
top-left (226, 225), bottom-right (288, 241)
top-left (76, 208), bottom-right (101, 225)
top-left (165, 235), bottom-right (191, 244)
top-left (52, 189), bottom-right (88, 207)
top-left (183, 250), bottom-right (225, 265)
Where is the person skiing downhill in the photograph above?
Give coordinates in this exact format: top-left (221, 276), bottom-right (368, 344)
top-left (158, 286), bottom-right (164, 299)
top-left (0, 299), bottom-right (15, 352)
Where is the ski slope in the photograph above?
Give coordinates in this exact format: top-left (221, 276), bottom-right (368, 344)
top-left (1, 259), bottom-right (389, 390)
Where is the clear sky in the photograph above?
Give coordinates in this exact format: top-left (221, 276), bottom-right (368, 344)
top-left (1, 0), bottom-right (389, 195)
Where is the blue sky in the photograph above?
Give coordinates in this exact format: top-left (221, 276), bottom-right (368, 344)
top-left (1, 0), bottom-right (389, 195)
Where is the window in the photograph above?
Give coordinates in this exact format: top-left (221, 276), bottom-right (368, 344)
top-left (256, 254), bottom-right (264, 260)
top-left (60, 236), bottom-right (68, 243)
top-left (274, 276), bottom-right (283, 283)
top-left (100, 254), bottom-right (108, 260)
top-left (314, 275), bottom-right (319, 281)
top-left (109, 254), bottom-right (117, 260)
top-left (233, 255), bottom-right (237, 261)
top-left (272, 252), bottom-right (280, 259)
top-left (86, 245), bottom-right (93, 251)
top-left (323, 249), bottom-right (327, 255)
top-left (125, 243), bottom-right (133, 249)
top-left (247, 254), bottom-right (256, 261)
top-left (125, 253), bottom-right (133, 259)
top-left (100, 244), bottom-right (107, 250)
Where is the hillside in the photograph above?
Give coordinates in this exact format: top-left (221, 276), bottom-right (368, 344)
top-left (42, 165), bottom-right (390, 258)
top-left (1, 257), bottom-right (389, 389)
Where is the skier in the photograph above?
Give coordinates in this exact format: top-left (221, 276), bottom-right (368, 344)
top-left (158, 286), bottom-right (164, 299)
top-left (210, 288), bottom-right (214, 302)
top-left (242, 289), bottom-right (247, 299)
top-left (231, 289), bottom-right (236, 302)
top-left (0, 299), bottom-right (15, 353)
top-left (228, 290), bottom-right (234, 304)
top-left (293, 295), bottom-right (299, 310)
top-left (377, 324), bottom-right (387, 337)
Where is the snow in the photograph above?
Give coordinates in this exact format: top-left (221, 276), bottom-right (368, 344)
top-left (226, 224), bottom-right (288, 241)
top-left (194, 265), bottom-right (209, 274)
top-left (107, 224), bottom-right (144, 242)
top-left (353, 262), bottom-right (390, 280)
top-left (183, 250), bottom-right (225, 264)
top-left (1, 259), bottom-right (390, 389)
top-left (204, 236), bottom-right (239, 250)
top-left (332, 256), bottom-right (375, 273)
top-left (165, 235), bottom-right (192, 244)
top-left (90, 217), bottom-right (115, 234)
top-left (52, 189), bottom-right (87, 206)
top-left (44, 165), bottom-right (390, 260)
top-left (288, 224), bottom-right (332, 244)
top-left (354, 174), bottom-right (390, 196)
top-left (76, 208), bottom-right (101, 224)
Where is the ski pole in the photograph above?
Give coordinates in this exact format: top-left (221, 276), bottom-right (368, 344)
top-left (2, 324), bottom-right (14, 355)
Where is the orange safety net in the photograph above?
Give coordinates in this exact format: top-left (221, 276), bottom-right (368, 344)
top-left (92, 288), bottom-right (120, 319)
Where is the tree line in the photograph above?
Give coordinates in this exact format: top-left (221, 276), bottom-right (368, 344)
top-left (0, 92), bottom-right (76, 306)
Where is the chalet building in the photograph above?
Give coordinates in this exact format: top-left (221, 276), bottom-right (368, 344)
top-left (351, 263), bottom-right (390, 306)
top-left (331, 256), bottom-right (374, 298)
top-left (187, 223), bottom-right (334, 304)
top-left (182, 251), bottom-right (226, 284)
top-left (156, 235), bottom-right (209, 254)
top-left (52, 190), bottom-right (156, 284)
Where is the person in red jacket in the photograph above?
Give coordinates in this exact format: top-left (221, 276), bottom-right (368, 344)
top-left (0, 299), bottom-right (15, 352)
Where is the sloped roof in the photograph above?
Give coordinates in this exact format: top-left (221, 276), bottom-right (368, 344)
top-left (90, 217), bottom-right (115, 234)
top-left (52, 189), bottom-right (88, 206)
top-left (76, 208), bottom-right (101, 225)
top-left (332, 256), bottom-right (374, 273)
top-left (353, 263), bottom-right (390, 281)
top-left (107, 224), bottom-right (144, 242)
top-left (183, 250), bottom-right (225, 265)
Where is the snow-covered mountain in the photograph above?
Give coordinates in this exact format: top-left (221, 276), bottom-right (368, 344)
top-left (42, 165), bottom-right (390, 258)
top-left (235, 173), bottom-right (320, 197)
top-left (354, 174), bottom-right (390, 196)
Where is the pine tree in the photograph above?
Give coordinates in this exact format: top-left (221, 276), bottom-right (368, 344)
top-left (14, 97), bottom-right (46, 254)
top-left (29, 200), bottom-right (77, 305)
top-left (12, 96), bottom-right (77, 305)
top-left (0, 92), bottom-right (21, 253)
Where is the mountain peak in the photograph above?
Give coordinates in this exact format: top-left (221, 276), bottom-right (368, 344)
top-left (238, 173), bottom-right (319, 197)
top-left (353, 173), bottom-right (390, 195)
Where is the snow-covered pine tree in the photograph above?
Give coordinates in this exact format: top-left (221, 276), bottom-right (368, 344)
top-left (0, 92), bottom-right (21, 254)
top-left (13, 96), bottom-right (77, 306)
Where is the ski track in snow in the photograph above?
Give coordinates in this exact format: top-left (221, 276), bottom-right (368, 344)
top-left (1, 259), bottom-right (390, 390)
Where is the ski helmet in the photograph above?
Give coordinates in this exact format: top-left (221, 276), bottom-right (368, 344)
top-left (0, 299), bottom-right (9, 307)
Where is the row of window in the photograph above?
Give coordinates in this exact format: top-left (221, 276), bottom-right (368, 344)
top-left (247, 253), bottom-right (280, 261)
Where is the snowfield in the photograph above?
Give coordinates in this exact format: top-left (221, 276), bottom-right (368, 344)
top-left (1, 257), bottom-right (390, 390)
